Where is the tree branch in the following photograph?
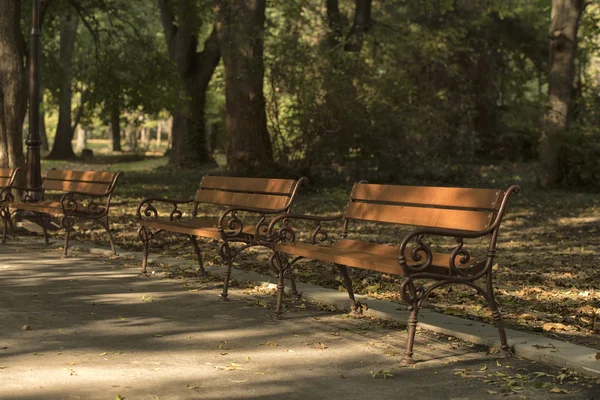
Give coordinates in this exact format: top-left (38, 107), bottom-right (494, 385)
top-left (344, 0), bottom-right (372, 52)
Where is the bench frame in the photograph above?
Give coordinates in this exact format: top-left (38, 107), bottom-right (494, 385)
top-left (136, 176), bottom-right (307, 299)
top-left (266, 183), bottom-right (520, 364)
top-left (1, 169), bottom-right (122, 256)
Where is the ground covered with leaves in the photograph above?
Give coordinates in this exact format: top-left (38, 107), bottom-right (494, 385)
top-left (32, 156), bottom-right (600, 349)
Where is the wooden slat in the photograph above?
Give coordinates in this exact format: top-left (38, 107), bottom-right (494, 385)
top-left (43, 180), bottom-right (110, 195)
top-left (344, 202), bottom-right (493, 231)
top-left (351, 183), bottom-right (503, 210)
top-left (8, 201), bottom-right (62, 215)
top-left (200, 176), bottom-right (296, 195)
top-left (46, 170), bottom-right (117, 183)
top-left (0, 178), bottom-right (10, 187)
top-left (0, 168), bottom-right (15, 179)
top-left (194, 190), bottom-right (289, 210)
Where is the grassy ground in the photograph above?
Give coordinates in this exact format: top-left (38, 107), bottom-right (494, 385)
top-left (29, 155), bottom-right (600, 349)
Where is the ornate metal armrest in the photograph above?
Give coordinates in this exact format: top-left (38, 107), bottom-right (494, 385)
top-left (2, 185), bottom-right (45, 202)
top-left (136, 197), bottom-right (194, 221)
top-left (217, 205), bottom-right (292, 241)
top-left (60, 192), bottom-right (109, 217)
top-left (264, 212), bottom-right (344, 245)
top-left (398, 227), bottom-right (489, 278)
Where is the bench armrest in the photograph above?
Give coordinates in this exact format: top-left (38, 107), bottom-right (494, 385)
top-left (398, 184), bottom-right (521, 278)
top-left (60, 191), bottom-right (112, 217)
top-left (136, 197), bottom-right (194, 221)
top-left (214, 206), bottom-right (279, 241)
top-left (0, 186), bottom-right (45, 202)
top-left (263, 212), bottom-right (345, 244)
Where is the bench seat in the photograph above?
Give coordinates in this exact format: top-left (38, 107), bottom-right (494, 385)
top-left (9, 201), bottom-right (63, 215)
top-left (140, 217), bottom-right (257, 240)
top-left (274, 239), bottom-right (484, 276)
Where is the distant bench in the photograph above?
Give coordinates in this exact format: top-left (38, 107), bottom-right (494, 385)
top-left (136, 175), bottom-right (306, 299)
top-left (1, 169), bottom-right (122, 256)
top-left (266, 183), bottom-right (520, 365)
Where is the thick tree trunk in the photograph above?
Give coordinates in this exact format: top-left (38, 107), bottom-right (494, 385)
top-left (158, 0), bottom-right (220, 166)
top-left (110, 101), bottom-right (122, 152)
top-left (47, 8), bottom-right (79, 160)
top-left (0, 1), bottom-right (27, 168)
top-left (217, 0), bottom-right (274, 176)
top-left (538, 0), bottom-right (589, 187)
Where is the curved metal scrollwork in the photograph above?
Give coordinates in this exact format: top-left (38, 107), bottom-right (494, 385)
top-left (449, 237), bottom-right (472, 277)
top-left (310, 223), bottom-right (328, 244)
top-left (220, 211), bottom-right (244, 238)
top-left (276, 219), bottom-right (296, 243)
top-left (400, 278), bottom-right (426, 308)
top-left (254, 216), bottom-right (270, 241)
top-left (169, 205), bottom-right (183, 221)
top-left (61, 193), bottom-right (106, 216)
top-left (401, 234), bottom-right (434, 273)
top-left (141, 202), bottom-right (158, 219)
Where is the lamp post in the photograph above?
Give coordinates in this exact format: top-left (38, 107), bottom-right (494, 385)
top-left (26, 0), bottom-right (42, 195)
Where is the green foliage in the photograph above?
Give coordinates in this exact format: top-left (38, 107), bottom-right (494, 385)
top-left (24, 0), bottom-right (600, 187)
top-left (264, 0), bottom-right (555, 182)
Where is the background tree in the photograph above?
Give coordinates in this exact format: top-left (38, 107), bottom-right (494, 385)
top-left (217, 0), bottom-right (274, 176)
top-left (158, 0), bottom-right (220, 166)
top-left (46, 4), bottom-right (79, 160)
top-left (538, 0), bottom-right (591, 187)
top-left (0, 0), bottom-right (27, 168)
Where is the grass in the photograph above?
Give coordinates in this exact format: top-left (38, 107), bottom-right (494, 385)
top-left (28, 155), bottom-right (600, 349)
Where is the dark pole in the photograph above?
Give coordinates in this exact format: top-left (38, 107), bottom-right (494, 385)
top-left (27, 0), bottom-right (42, 195)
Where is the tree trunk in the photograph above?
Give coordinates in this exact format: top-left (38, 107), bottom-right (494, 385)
top-left (344, 0), bottom-right (372, 52)
top-left (109, 101), bottom-right (122, 152)
top-left (75, 126), bottom-right (86, 153)
top-left (47, 8), bottom-right (79, 160)
top-left (217, 0), bottom-right (274, 176)
top-left (158, 0), bottom-right (221, 166)
top-left (167, 117), bottom-right (173, 150)
top-left (0, 0), bottom-right (27, 169)
top-left (156, 121), bottom-right (162, 150)
top-left (538, 0), bottom-right (589, 187)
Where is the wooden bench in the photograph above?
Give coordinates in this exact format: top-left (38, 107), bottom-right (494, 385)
top-left (1, 169), bottom-right (123, 256)
top-left (136, 175), bottom-right (306, 299)
top-left (0, 168), bottom-right (21, 242)
top-left (266, 183), bottom-right (520, 365)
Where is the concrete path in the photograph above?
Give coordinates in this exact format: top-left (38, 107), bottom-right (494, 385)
top-left (1, 242), bottom-right (599, 399)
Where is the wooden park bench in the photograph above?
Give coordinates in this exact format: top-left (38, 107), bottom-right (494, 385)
top-left (136, 175), bottom-right (306, 299)
top-left (1, 169), bottom-right (123, 257)
top-left (0, 168), bottom-right (21, 242)
top-left (266, 183), bottom-right (520, 365)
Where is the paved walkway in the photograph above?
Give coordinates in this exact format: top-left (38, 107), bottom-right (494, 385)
top-left (1, 242), bottom-right (599, 399)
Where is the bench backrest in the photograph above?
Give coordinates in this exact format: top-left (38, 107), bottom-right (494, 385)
top-left (42, 170), bottom-right (120, 196)
top-left (194, 176), bottom-right (304, 212)
top-left (0, 168), bottom-right (19, 188)
top-left (344, 183), bottom-right (505, 232)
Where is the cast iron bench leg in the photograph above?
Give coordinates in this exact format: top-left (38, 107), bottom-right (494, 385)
top-left (189, 235), bottom-right (206, 275)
